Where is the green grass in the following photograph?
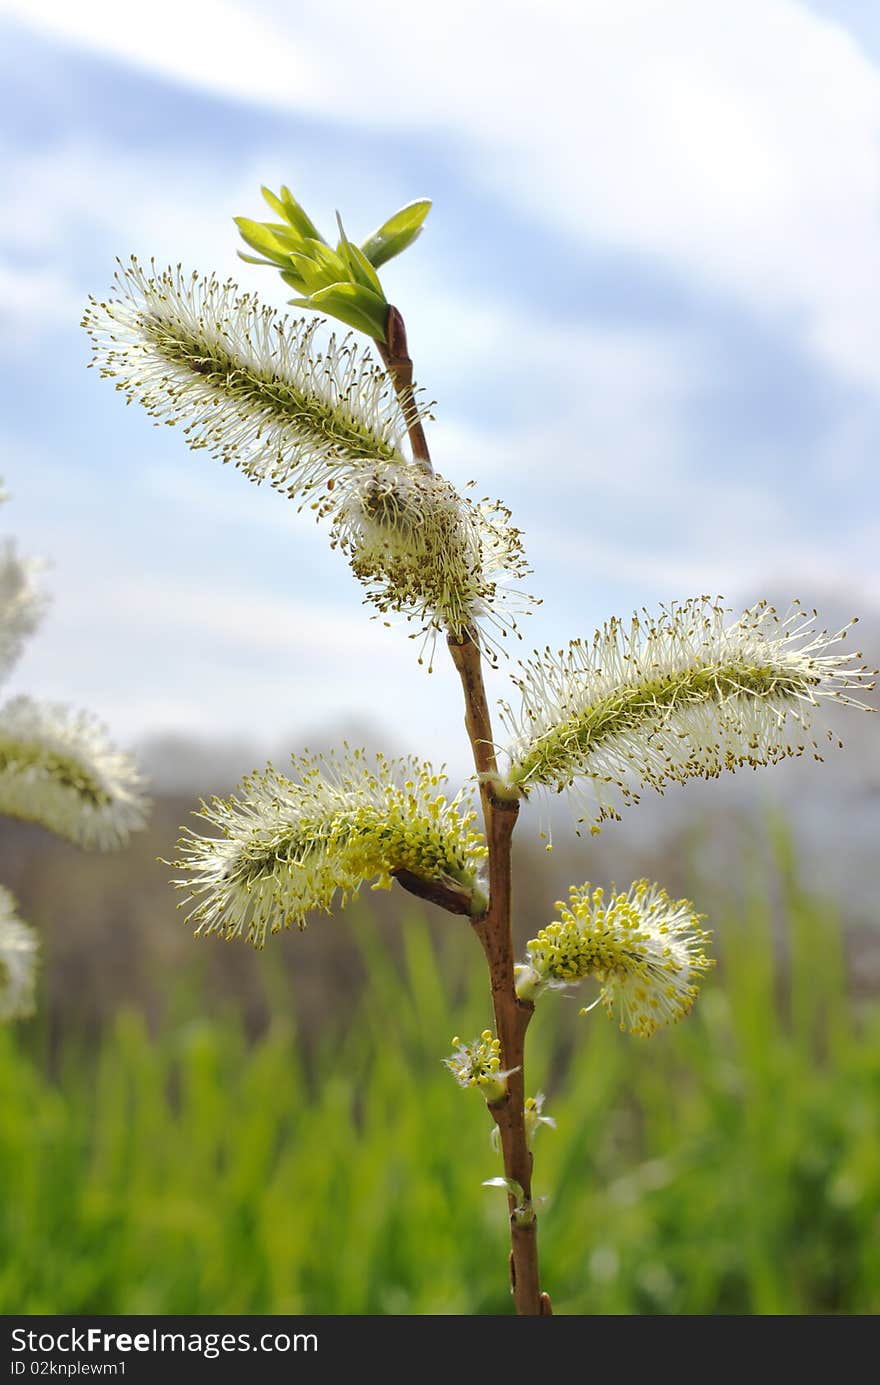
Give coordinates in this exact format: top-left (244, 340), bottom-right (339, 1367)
top-left (3, 839), bottom-right (880, 1315)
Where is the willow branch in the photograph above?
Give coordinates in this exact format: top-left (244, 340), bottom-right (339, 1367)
top-left (376, 306), bottom-right (433, 469)
top-left (449, 632), bottom-right (547, 1315)
top-left (392, 868), bottom-right (480, 917)
top-left (377, 302), bottom-right (547, 1315)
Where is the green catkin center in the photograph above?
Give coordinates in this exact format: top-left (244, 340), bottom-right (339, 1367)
top-left (229, 804), bottom-right (480, 891)
top-left (141, 314), bottom-right (402, 467)
top-left (510, 660), bottom-right (816, 786)
top-left (0, 740), bottom-right (110, 807)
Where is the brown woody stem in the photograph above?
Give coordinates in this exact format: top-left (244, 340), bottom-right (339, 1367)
top-left (376, 304), bottom-right (548, 1316)
top-left (448, 632), bottom-right (547, 1316)
top-left (392, 868), bottom-right (481, 917)
top-left (376, 306), bottom-right (433, 469)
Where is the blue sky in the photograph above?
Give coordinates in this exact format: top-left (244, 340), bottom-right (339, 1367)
top-left (0, 0), bottom-right (878, 780)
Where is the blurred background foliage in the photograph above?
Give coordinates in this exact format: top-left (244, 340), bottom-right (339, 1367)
top-left (3, 781), bottom-right (879, 1315)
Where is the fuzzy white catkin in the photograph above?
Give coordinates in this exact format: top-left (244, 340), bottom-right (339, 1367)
top-left (171, 750), bottom-right (488, 948)
top-left (501, 597), bottom-right (876, 825)
top-left (332, 460), bottom-right (533, 660)
top-left (82, 259), bottom-right (416, 504)
top-left (0, 696), bottom-right (148, 849)
top-left (0, 887), bottom-right (38, 1022)
top-left (0, 541), bottom-right (47, 683)
top-left (516, 880), bottom-right (713, 1038)
top-left (83, 262), bottom-right (533, 660)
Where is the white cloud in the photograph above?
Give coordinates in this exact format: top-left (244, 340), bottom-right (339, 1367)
top-left (531, 511), bottom-right (880, 614)
top-left (0, 131), bottom-right (439, 345)
top-left (3, 0), bottom-right (877, 758)
top-left (3, 557), bottom-right (476, 760)
top-left (100, 574), bottom-right (395, 659)
top-left (8, 0), bottom-right (880, 389)
top-left (0, 119), bottom-right (713, 511)
top-left (140, 465), bottom-right (312, 535)
top-left (0, 264), bottom-right (83, 350)
top-left (1, 0), bottom-right (324, 111)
